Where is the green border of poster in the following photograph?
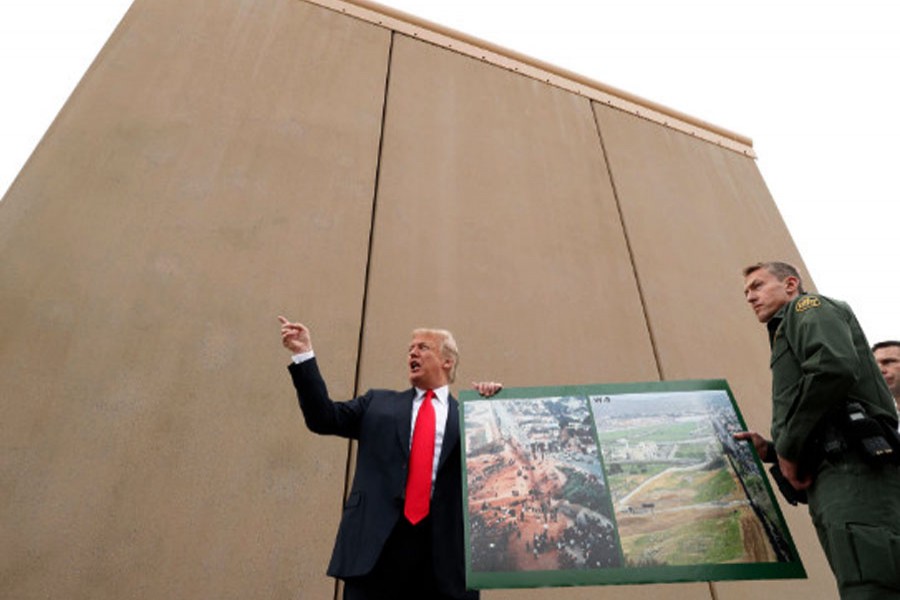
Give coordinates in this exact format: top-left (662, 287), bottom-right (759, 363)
top-left (458, 379), bottom-right (805, 589)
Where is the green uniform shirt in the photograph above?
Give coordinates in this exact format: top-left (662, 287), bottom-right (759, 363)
top-left (766, 293), bottom-right (897, 462)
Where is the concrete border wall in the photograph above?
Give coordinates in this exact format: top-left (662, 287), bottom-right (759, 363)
top-left (0, 1), bottom-right (833, 598)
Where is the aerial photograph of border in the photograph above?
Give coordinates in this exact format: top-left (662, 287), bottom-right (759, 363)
top-left (590, 390), bottom-right (794, 568)
top-left (459, 380), bottom-right (805, 589)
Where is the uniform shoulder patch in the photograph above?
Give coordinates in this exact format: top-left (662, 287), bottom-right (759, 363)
top-left (795, 296), bottom-right (821, 313)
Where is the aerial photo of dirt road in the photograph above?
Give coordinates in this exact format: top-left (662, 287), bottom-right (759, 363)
top-left (464, 397), bottom-right (621, 573)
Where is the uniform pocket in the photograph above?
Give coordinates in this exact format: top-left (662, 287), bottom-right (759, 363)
top-left (827, 522), bottom-right (900, 588)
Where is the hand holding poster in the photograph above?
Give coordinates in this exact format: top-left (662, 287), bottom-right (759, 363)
top-left (459, 379), bottom-right (805, 589)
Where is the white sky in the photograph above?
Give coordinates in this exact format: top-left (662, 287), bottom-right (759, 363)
top-left (1, 0), bottom-right (897, 343)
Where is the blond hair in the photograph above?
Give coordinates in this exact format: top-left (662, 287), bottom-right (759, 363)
top-left (412, 328), bottom-right (459, 383)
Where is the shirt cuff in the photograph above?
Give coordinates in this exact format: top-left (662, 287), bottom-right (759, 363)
top-left (292, 350), bottom-right (315, 364)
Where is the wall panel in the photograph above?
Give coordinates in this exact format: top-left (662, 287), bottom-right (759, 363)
top-left (0, 1), bottom-right (390, 598)
top-left (593, 102), bottom-right (834, 599)
top-left (358, 34), bottom-right (710, 600)
top-left (361, 34), bottom-right (659, 390)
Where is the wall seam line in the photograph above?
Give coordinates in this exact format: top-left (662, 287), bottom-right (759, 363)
top-left (351, 2), bottom-right (393, 398)
top-left (590, 102), bottom-right (666, 382)
top-left (336, 28), bottom-right (396, 600)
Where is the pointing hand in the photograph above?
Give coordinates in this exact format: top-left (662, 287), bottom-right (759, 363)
top-left (278, 316), bottom-right (313, 354)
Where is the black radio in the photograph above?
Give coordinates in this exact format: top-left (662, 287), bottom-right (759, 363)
top-left (843, 402), bottom-right (900, 465)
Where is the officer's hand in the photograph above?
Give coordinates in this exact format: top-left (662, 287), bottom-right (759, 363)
top-left (472, 381), bottom-right (503, 397)
top-left (778, 455), bottom-right (813, 491)
top-left (733, 431), bottom-right (770, 461)
top-left (278, 316), bottom-right (313, 354)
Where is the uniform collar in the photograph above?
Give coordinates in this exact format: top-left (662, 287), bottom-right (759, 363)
top-left (766, 294), bottom-right (811, 344)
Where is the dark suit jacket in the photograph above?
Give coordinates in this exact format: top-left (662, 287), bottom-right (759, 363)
top-left (288, 358), bottom-right (475, 599)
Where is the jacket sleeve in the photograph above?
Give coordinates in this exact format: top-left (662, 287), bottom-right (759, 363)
top-left (288, 357), bottom-right (368, 439)
top-left (774, 298), bottom-right (859, 460)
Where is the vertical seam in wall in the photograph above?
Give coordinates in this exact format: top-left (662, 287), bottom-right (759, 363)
top-left (334, 29), bottom-right (396, 600)
top-left (352, 4), bottom-right (394, 398)
top-left (590, 102), bottom-right (666, 382)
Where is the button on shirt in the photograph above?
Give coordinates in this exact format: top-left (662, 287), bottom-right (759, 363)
top-left (412, 385), bottom-right (450, 490)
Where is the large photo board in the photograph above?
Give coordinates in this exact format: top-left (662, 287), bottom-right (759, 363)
top-left (459, 380), bottom-right (805, 589)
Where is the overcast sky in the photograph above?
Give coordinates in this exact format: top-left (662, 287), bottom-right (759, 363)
top-left (1, 0), bottom-right (897, 342)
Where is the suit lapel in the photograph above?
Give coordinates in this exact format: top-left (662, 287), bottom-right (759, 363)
top-left (396, 388), bottom-right (415, 459)
top-left (438, 394), bottom-right (460, 472)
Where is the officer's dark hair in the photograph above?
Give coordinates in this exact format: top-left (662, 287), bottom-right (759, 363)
top-left (742, 261), bottom-right (807, 294)
top-left (873, 340), bottom-right (900, 352)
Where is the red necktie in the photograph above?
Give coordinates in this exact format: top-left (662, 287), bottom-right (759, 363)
top-left (404, 389), bottom-right (435, 525)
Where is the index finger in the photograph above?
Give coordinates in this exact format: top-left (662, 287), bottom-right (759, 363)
top-left (277, 315), bottom-right (290, 325)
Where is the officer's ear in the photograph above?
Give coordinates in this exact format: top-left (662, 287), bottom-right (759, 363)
top-left (784, 275), bottom-right (800, 296)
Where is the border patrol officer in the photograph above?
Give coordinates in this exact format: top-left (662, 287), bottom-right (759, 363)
top-left (735, 261), bottom-right (900, 599)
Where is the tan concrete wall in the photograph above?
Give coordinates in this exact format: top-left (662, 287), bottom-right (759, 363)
top-left (1, 1), bottom-right (390, 598)
top-left (0, 0), bottom-right (833, 599)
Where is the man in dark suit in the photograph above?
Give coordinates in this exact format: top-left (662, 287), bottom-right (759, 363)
top-left (278, 317), bottom-right (500, 600)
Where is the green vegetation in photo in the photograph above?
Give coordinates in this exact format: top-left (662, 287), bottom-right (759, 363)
top-left (671, 512), bottom-right (743, 564)
top-left (623, 512), bottom-right (743, 566)
top-left (597, 419), bottom-right (712, 445)
top-left (606, 463), bottom-right (670, 498)
top-left (559, 467), bottom-right (608, 513)
top-left (693, 469), bottom-right (737, 503)
top-left (623, 532), bottom-right (669, 567)
top-left (673, 442), bottom-right (710, 461)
